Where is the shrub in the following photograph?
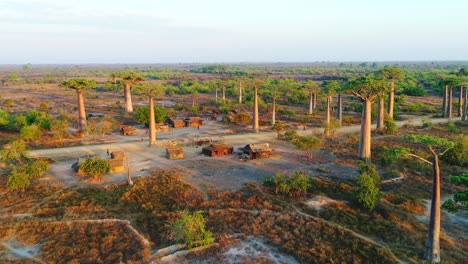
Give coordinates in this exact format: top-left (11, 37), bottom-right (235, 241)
top-left (0, 108), bottom-right (9, 127)
top-left (441, 135), bottom-right (467, 166)
top-left (20, 124), bottom-right (42, 142)
top-left (135, 106), bottom-right (167, 126)
top-left (235, 111), bottom-right (250, 125)
top-left (78, 157), bottom-right (111, 178)
top-left (357, 161), bottom-right (380, 183)
top-left (442, 173), bottom-right (467, 212)
top-left (2, 99), bottom-right (14, 107)
top-left (25, 159), bottom-right (49, 179)
top-left (447, 122), bottom-right (459, 133)
top-left (263, 171), bottom-right (311, 197)
top-left (355, 171), bottom-right (382, 210)
top-left (39, 102), bottom-right (48, 111)
top-left (384, 117), bottom-right (397, 134)
top-left (170, 211), bottom-right (214, 249)
top-left (401, 86), bottom-right (427, 96)
top-left (283, 130), bottom-right (299, 142)
top-left (7, 166), bottom-right (30, 191)
top-left (422, 117), bottom-right (432, 128)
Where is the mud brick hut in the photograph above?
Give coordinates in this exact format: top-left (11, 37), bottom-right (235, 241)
top-left (109, 151), bottom-right (125, 172)
top-left (120, 126), bottom-right (136, 136)
top-left (238, 143), bottom-right (273, 159)
top-left (166, 147), bottom-right (184, 160)
top-left (202, 144), bottom-right (233, 157)
top-left (169, 118), bottom-right (185, 128)
top-left (184, 117), bottom-right (203, 127)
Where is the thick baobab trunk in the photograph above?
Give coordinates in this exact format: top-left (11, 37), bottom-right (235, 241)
top-left (458, 86), bottom-right (463, 117)
top-left (148, 97), bottom-right (156, 145)
top-left (376, 96), bottom-right (385, 131)
top-left (447, 86), bottom-right (453, 119)
top-left (324, 96), bottom-right (331, 136)
top-left (239, 80), bottom-right (243, 104)
top-left (463, 87), bottom-right (468, 121)
top-left (337, 94), bottom-right (343, 126)
top-left (442, 85), bottom-right (448, 117)
top-left (76, 90), bottom-right (86, 133)
top-left (309, 91), bottom-right (313, 115)
top-left (124, 83), bottom-right (133, 112)
top-left (222, 84), bottom-right (226, 102)
top-left (272, 96), bottom-right (276, 125)
top-left (424, 152), bottom-right (441, 263)
top-left (358, 99), bottom-right (372, 162)
top-left (253, 85), bottom-right (259, 133)
top-left (387, 80), bottom-right (395, 119)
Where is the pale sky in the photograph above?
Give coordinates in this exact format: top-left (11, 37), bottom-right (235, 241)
top-left (1, 0), bottom-right (467, 64)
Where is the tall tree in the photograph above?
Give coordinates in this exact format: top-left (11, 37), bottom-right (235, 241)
top-left (377, 66), bottom-right (403, 120)
top-left (60, 79), bottom-right (96, 133)
top-left (304, 79), bottom-right (319, 115)
top-left (386, 135), bottom-right (454, 263)
top-left (140, 82), bottom-right (166, 145)
top-left (114, 71), bottom-right (145, 112)
top-left (345, 75), bottom-right (384, 162)
top-left (442, 76), bottom-right (461, 119)
top-left (321, 81), bottom-right (339, 137)
top-left (252, 79), bottom-right (264, 133)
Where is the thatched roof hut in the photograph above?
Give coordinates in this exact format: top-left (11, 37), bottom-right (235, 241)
top-left (169, 118), bottom-right (185, 128)
top-left (166, 147), bottom-right (184, 160)
top-left (184, 117), bottom-right (203, 127)
top-left (202, 144), bottom-right (233, 157)
top-left (111, 151), bottom-right (125, 160)
top-left (120, 126), bottom-right (136, 135)
top-left (238, 143), bottom-right (273, 159)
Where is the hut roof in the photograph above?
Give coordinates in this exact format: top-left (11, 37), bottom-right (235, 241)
top-left (242, 143), bottom-right (272, 153)
top-left (166, 147), bottom-right (183, 155)
top-left (203, 144), bottom-right (232, 151)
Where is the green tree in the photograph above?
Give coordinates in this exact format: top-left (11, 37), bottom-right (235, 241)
top-left (140, 82), bottom-right (166, 145)
top-left (170, 211), bottom-right (214, 249)
top-left (135, 106), bottom-right (167, 126)
top-left (441, 173), bottom-right (467, 213)
top-left (355, 171), bottom-right (382, 210)
top-left (321, 81), bottom-right (339, 136)
top-left (376, 66), bottom-right (403, 120)
top-left (60, 79), bottom-right (97, 133)
top-left (304, 79), bottom-right (319, 115)
top-left (386, 135), bottom-right (455, 263)
top-left (345, 75), bottom-right (385, 162)
top-left (293, 136), bottom-right (322, 159)
top-left (113, 71), bottom-right (146, 112)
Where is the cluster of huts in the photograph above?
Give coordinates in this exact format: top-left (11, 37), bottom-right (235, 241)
top-left (165, 143), bottom-right (273, 160)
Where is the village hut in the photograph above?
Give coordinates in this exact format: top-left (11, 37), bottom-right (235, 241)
top-left (202, 144), bottom-right (233, 157)
top-left (120, 126), bottom-right (136, 136)
top-left (184, 117), bottom-right (203, 127)
top-left (238, 143), bottom-right (273, 159)
top-left (166, 147), bottom-right (184, 160)
top-left (109, 151), bottom-right (125, 172)
top-left (169, 118), bottom-right (185, 128)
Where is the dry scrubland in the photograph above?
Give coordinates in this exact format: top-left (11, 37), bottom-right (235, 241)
top-left (0, 65), bottom-right (467, 263)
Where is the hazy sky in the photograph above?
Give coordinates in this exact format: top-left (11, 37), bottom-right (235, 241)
top-left (1, 0), bottom-right (467, 64)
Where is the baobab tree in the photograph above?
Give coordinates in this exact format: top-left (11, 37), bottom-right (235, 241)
top-left (140, 82), bottom-right (166, 145)
top-left (113, 71), bottom-right (145, 112)
top-left (345, 75), bottom-right (384, 162)
top-left (336, 82), bottom-right (346, 127)
top-left (386, 135), bottom-right (454, 263)
top-left (304, 79), bottom-right (319, 115)
top-left (321, 80), bottom-right (339, 137)
top-left (377, 66), bottom-right (403, 120)
top-left (60, 79), bottom-right (96, 134)
top-left (442, 76), bottom-right (461, 119)
top-left (252, 79), bottom-right (264, 133)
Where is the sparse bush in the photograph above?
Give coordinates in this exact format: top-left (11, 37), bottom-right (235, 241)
top-left (39, 102), bottom-right (48, 111)
top-left (2, 99), bottom-right (14, 107)
top-left (78, 157), bottom-right (111, 178)
top-left (283, 130), bottom-right (299, 142)
top-left (447, 122), bottom-right (459, 133)
top-left (170, 210), bottom-right (214, 249)
top-left (20, 124), bottom-right (42, 142)
top-left (0, 108), bottom-right (9, 127)
top-left (384, 117), bottom-right (397, 134)
top-left (422, 117), bottom-right (432, 128)
top-left (235, 111), bottom-right (250, 125)
top-left (7, 166), bottom-right (30, 191)
top-left (24, 159), bottom-right (49, 179)
top-left (263, 171), bottom-right (311, 197)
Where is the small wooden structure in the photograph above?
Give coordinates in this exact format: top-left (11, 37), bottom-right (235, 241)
top-left (238, 143), bottom-right (273, 159)
top-left (109, 151), bottom-right (125, 172)
top-left (185, 117), bottom-right (203, 127)
top-left (120, 126), bottom-right (136, 136)
top-left (169, 118), bottom-right (185, 128)
top-left (166, 147), bottom-right (184, 160)
top-left (202, 144), bottom-right (233, 157)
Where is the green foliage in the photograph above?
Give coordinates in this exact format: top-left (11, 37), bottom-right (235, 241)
top-left (135, 106), bottom-right (167, 126)
top-left (25, 110), bottom-right (51, 130)
top-left (355, 171), bottom-right (382, 210)
top-left (6, 166), bottom-right (30, 191)
top-left (442, 173), bottom-right (468, 212)
top-left (24, 159), bottom-right (49, 179)
top-left (60, 78), bottom-right (97, 91)
top-left (50, 118), bottom-right (69, 140)
top-left (383, 117), bottom-right (397, 134)
top-left (0, 108), bottom-right (9, 127)
top-left (170, 211), bottom-right (214, 249)
top-left (113, 71), bottom-right (146, 84)
top-left (78, 157), bottom-right (111, 177)
top-left (421, 117), bottom-right (432, 128)
top-left (401, 85), bottom-right (427, 96)
top-left (441, 135), bottom-right (467, 166)
top-left (0, 139), bottom-right (29, 163)
top-left (381, 147), bottom-right (410, 166)
top-left (20, 124), bottom-right (42, 142)
top-left (272, 122), bottom-right (285, 139)
top-left (283, 130), bottom-right (299, 142)
top-left (39, 102), bottom-right (48, 111)
top-left (263, 171), bottom-right (311, 197)
top-left (404, 134), bottom-right (455, 149)
top-left (356, 161), bottom-right (380, 183)
top-left (2, 99), bottom-right (14, 107)
top-left (293, 136), bottom-right (322, 159)
top-left (447, 122), bottom-right (459, 133)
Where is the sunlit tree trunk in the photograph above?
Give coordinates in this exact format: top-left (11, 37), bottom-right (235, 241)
top-left (324, 96), bottom-right (331, 136)
top-left (239, 80), bottom-right (243, 104)
top-left (442, 85), bottom-right (448, 117)
top-left (222, 84), bottom-right (226, 102)
top-left (377, 96), bottom-right (385, 131)
top-left (337, 94), bottom-right (343, 126)
top-left (424, 151), bottom-right (441, 263)
top-left (458, 86), bottom-right (463, 117)
top-left (272, 96), bottom-right (276, 125)
top-left (387, 80), bottom-right (395, 119)
top-left (148, 96), bottom-right (156, 145)
top-left (313, 92), bottom-right (317, 110)
top-left (358, 99), bottom-right (372, 162)
top-left (253, 85), bottom-right (259, 133)
top-left (124, 83), bottom-right (133, 112)
top-left (447, 86), bottom-right (453, 119)
top-left (215, 87), bottom-right (218, 104)
top-left (76, 90), bottom-right (86, 133)
top-left (309, 91), bottom-right (313, 115)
